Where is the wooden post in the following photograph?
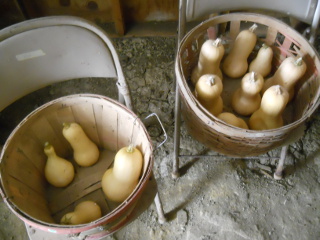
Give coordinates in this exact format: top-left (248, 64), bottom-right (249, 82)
top-left (111, 0), bottom-right (125, 35)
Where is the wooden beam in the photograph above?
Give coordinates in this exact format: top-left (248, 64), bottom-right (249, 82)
top-left (111, 0), bottom-right (125, 35)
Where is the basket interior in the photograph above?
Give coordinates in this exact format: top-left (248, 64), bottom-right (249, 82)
top-left (178, 13), bottom-right (320, 133)
top-left (0, 94), bottom-right (153, 225)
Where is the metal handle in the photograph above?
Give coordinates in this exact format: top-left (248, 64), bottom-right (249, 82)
top-left (143, 113), bottom-right (167, 149)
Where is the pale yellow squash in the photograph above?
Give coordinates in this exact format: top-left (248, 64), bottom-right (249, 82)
top-left (112, 145), bottom-right (143, 183)
top-left (62, 122), bottom-right (100, 167)
top-left (194, 74), bottom-right (223, 116)
top-left (222, 24), bottom-right (258, 78)
top-left (101, 168), bottom-right (138, 203)
top-left (60, 201), bottom-right (102, 225)
top-left (262, 56), bottom-right (307, 101)
top-left (249, 85), bottom-right (289, 130)
top-left (191, 38), bottom-right (225, 85)
top-left (101, 145), bottom-right (143, 203)
top-left (249, 43), bottom-right (273, 77)
top-left (232, 71), bottom-right (264, 116)
top-left (44, 142), bottom-right (74, 188)
top-left (217, 112), bottom-right (248, 129)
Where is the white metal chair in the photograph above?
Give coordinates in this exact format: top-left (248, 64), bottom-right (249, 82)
top-left (173, 0), bottom-right (320, 178)
top-left (0, 15), bottom-right (166, 239)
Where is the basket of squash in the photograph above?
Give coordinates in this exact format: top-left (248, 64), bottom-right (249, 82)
top-left (176, 12), bottom-right (320, 156)
top-left (0, 94), bottom-right (154, 236)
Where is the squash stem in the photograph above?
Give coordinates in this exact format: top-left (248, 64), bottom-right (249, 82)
top-left (44, 142), bottom-right (52, 151)
top-left (213, 38), bottom-right (222, 47)
top-left (275, 85), bottom-right (282, 95)
top-left (206, 75), bottom-right (215, 86)
top-left (295, 57), bottom-right (303, 66)
top-left (249, 23), bottom-right (258, 32)
top-left (127, 144), bottom-right (134, 153)
top-left (249, 71), bottom-right (256, 82)
top-left (63, 122), bottom-right (71, 129)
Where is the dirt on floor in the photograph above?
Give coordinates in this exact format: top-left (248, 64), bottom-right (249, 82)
top-left (1, 36), bottom-right (320, 240)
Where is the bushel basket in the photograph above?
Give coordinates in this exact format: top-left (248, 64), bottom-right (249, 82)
top-left (0, 94), bottom-right (154, 237)
top-left (176, 13), bottom-right (320, 157)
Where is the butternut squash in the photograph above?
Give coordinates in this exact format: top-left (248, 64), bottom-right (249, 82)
top-left (232, 71), bottom-right (264, 116)
top-left (262, 56), bottom-right (306, 101)
top-left (249, 43), bottom-right (273, 77)
top-left (217, 112), bottom-right (248, 129)
top-left (101, 168), bottom-right (138, 202)
top-left (249, 85), bottom-right (289, 130)
top-left (102, 145), bottom-right (143, 202)
top-left (222, 24), bottom-right (258, 78)
top-left (44, 142), bottom-right (74, 188)
top-left (194, 74), bottom-right (223, 116)
top-left (191, 38), bottom-right (225, 85)
top-left (60, 201), bottom-right (102, 225)
top-left (113, 145), bottom-right (143, 183)
top-left (62, 122), bottom-right (100, 167)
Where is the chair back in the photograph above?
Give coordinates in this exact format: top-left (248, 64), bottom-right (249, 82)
top-left (180, 0), bottom-right (320, 43)
top-left (0, 16), bottom-right (132, 111)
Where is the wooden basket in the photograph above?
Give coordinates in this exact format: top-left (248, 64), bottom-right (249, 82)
top-left (0, 94), bottom-right (153, 235)
top-left (176, 13), bottom-right (320, 157)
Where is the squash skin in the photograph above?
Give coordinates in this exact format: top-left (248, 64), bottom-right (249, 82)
top-left (262, 56), bottom-right (307, 101)
top-left (249, 44), bottom-right (273, 77)
top-left (112, 145), bottom-right (143, 183)
top-left (102, 145), bottom-right (143, 203)
top-left (191, 38), bottom-right (225, 85)
top-left (249, 85), bottom-right (289, 130)
top-left (60, 201), bottom-right (102, 225)
top-left (194, 74), bottom-right (224, 116)
top-left (101, 168), bottom-right (138, 202)
top-left (218, 112), bottom-right (248, 129)
top-left (62, 122), bottom-right (100, 167)
top-left (222, 24), bottom-right (257, 78)
top-left (232, 71), bottom-right (264, 116)
top-left (44, 142), bottom-right (74, 188)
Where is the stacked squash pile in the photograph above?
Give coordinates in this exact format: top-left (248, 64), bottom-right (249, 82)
top-left (191, 23), bottom-right (307, 130)
top-left (44, 122), bottom-right (143, 225)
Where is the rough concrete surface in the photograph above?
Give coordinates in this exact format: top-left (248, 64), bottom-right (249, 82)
top-left (1, 36), bottom-right (320, 240)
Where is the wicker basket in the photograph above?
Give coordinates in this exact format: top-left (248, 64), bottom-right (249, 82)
top-left (176, 13), bottom-right (320, 157)
top-left (0, 94), bottom-right (153, 236)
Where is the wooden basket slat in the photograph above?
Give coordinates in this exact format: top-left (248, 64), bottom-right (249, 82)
top-left (3, 175), bottom-right (53, 223)
top-left (92, 102), bottom-right (105, 149)
top-left (100, 103), bottom-right (119, 151)
top-left (3, 149), bottom-right (45, 195)
top-left (55, 105), bottom-right (77, 125)
top-left (45, 110), bottom-right (73, 157)
top-left (135, 135), bottom-right (152, 177)
top-left (229, 19), bottom-right (241, 40)
top-left (71, 102), bottom-right (101, 146)
top-left (29, 116), bottom-right (67, 158)
top-left (116, 111), bottom-right (135, 149)
top-left (265, 26), bottom-right (278, 45)
top-left (14, 134), bottom-right (46, 174)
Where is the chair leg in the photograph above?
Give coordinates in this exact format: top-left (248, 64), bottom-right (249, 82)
top-left (274, 145), bottom-right (289, 180)
top-left (172, 83), bottom-right (181, 179)
top-left (154, 193), bottom-right (166, 224)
